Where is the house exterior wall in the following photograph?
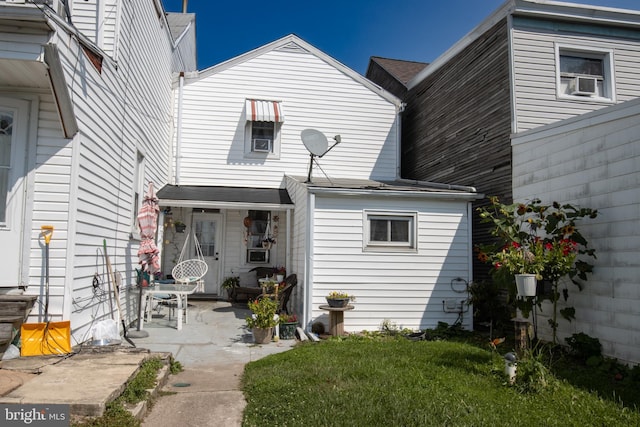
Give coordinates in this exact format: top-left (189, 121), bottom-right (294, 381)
top-left (169, 16), bottom-right (197, 73)
top-left (174, 44), bottom-right (400, 188)
top-left (309, 193), bottom-right (474, 333)
top-left (401, 20), bottom-right (511, 280)
top-left (71, 0), bottom-right (122, 56)
top-left (511, 16), bottom-right (640, 133)
top-left (512, 98), bottom-right (640, 364)
top-left (0, 1), bottom-right (191, 343)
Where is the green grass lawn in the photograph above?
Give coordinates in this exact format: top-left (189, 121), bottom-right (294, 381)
top-left (242, 336), bottom-right (640, 426)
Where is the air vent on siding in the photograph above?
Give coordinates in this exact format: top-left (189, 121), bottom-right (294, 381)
top-left (275, 42), bottom-right (309, 54)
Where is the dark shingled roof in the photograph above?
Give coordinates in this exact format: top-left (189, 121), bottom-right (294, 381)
top-left (368, 57), bottom-right (429, 85)
top-left (157, 185), bottom-right (293, 205)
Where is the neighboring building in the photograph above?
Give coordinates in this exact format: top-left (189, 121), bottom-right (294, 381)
top-left (365, 56), bottom-right (428, 99)
top-left (0, 0), bottom-right (195, 343)
top-left (158, 34), bottom-right (481, 332)
top-left (512, 98), bottom-right (640, 364)
top-left (366, 0), bottom-right (640, 362)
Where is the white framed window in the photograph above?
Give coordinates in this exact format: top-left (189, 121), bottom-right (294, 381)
top-left (555, 44), bottom-right (615, 102)
top-left (244, 99), bottom-right (284, 158)
top-left (364, 211), bottom-right (417, 252)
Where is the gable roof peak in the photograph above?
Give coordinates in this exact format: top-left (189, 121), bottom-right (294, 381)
top-left (190, 33), bottom-right (402, 107)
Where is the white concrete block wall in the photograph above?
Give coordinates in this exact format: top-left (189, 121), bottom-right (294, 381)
top-left (512, 98), bottom-right (640, 365)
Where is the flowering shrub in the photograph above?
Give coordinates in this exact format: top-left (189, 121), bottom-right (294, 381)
top-left (279, 313), bottom-right (298, 323)
top-left (246, 297), bottom-right (278, 329)
top-left (477, 197), bottom-right (597, 343)
top-left (477, 197), bottom-right (596, 284)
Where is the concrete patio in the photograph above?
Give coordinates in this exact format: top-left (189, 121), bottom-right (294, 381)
top-left (0, 299), bottom-right (298, 425)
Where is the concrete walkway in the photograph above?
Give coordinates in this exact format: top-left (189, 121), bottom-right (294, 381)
top-left (0, 300), bottom-right (297, 426)
top-left (138, 299), bottom-right (297, 427)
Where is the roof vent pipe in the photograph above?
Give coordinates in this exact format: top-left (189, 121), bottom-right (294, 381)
top-left (182, 0), bottom-right (188, 13)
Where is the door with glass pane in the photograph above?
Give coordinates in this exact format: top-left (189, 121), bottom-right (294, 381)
top-left (0, 98), bottom-right (29, 287)
top-left (192, 212), bottom-right (221, 294)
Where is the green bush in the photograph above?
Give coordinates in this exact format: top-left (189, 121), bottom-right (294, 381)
top-left (565, 332), bottom-right (602, 361)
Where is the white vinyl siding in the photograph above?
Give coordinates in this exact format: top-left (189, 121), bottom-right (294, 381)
top-left (175, 46), bottom-right (399, 188)
top-left (511, 25), bottom-right (640, 133)
top-left (71, 0), bottom-right (121, 56)
top-left (310, 195), bottom-right (472, 332)
top-left (512, 98), bottom-right (640, 365)
top-left (13, 0), bottom-right (191, 343)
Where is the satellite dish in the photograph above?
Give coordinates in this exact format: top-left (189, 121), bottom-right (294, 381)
top-left (301, 129), bottom-right (328, 156)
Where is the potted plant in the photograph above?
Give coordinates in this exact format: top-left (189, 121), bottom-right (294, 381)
top-left (174, 221), bottom-right (186, 233)
top-left (274, 266), bottom-right (286, 282)
top-left (326, 291), bottom-right (355, 308)
top-left (492, 241), bottom-right (545, 297)
top-left (278, 313), bottom-right (298, 340)
top-left (477, 197), bottom-right (597, 342)
top-left (221, 276), bottom-right (239, 301)
top-left (262, 237), bottom-right (276, 249)
top-left (246, 297), bottom-right (278, 344)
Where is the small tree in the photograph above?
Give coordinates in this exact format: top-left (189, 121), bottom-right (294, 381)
top-left (477, 197), bottom-right (598, 343)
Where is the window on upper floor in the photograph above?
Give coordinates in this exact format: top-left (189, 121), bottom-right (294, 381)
top-left (244, 99), bottom-right (284, 158)
top-left (364, 211), bottom-right (417, 252)
top-left (556, 45), bottom-right (615, 102)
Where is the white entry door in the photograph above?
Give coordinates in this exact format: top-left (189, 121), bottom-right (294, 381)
top-left (192, 212), bottom-right (222, 294)
top-left (0, 98), bottom-right (30, 287)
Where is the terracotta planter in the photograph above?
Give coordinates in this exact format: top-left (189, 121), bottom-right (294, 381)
top-left (515, 274), bottom-right (537, 297)
top-left (326, 298), bottom-right (349, 308)
top-left (252, 327), bottom-right (273, 344)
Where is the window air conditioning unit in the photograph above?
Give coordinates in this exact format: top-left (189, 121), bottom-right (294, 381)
top-left (252, 138), bottom-right (272, 152)
top-left (247, 249), bottom-right (269, 263)
top-left (569, 76), bottom-right (597, 96)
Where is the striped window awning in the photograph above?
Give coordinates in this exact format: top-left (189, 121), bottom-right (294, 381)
top-left (245, 99), bottom-right (284, 122)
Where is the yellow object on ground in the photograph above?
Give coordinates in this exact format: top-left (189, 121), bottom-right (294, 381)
top-left (20, 321), bottom-right (71, 356)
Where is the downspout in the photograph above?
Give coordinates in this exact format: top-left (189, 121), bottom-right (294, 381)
top-left (303, 191), bottom-right (315, 331)
top-left (396, 103), bottom-right (405, 179)
top-left (286, 208), bottom-right (292, 280)
top-left (176, 71), bottom-right (184, 185)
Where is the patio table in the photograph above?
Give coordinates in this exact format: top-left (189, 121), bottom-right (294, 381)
top-left (142, 284), bottom-right (197, 330)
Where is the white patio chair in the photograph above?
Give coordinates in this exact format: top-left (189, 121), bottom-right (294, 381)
top-left (152, 231), bottom-right (208, 324)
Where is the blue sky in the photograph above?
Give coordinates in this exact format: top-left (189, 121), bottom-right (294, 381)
top-left (162, 0), bottom-right (640, 75)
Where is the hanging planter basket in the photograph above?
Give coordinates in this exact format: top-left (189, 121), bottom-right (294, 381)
top-left (515, 274), bottom-right (537, 297)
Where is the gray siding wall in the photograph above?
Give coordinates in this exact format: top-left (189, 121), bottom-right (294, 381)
top-left (512, 17), bottom-right (640, 133)
top-left (402, 20), bottom-right (512, 280)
